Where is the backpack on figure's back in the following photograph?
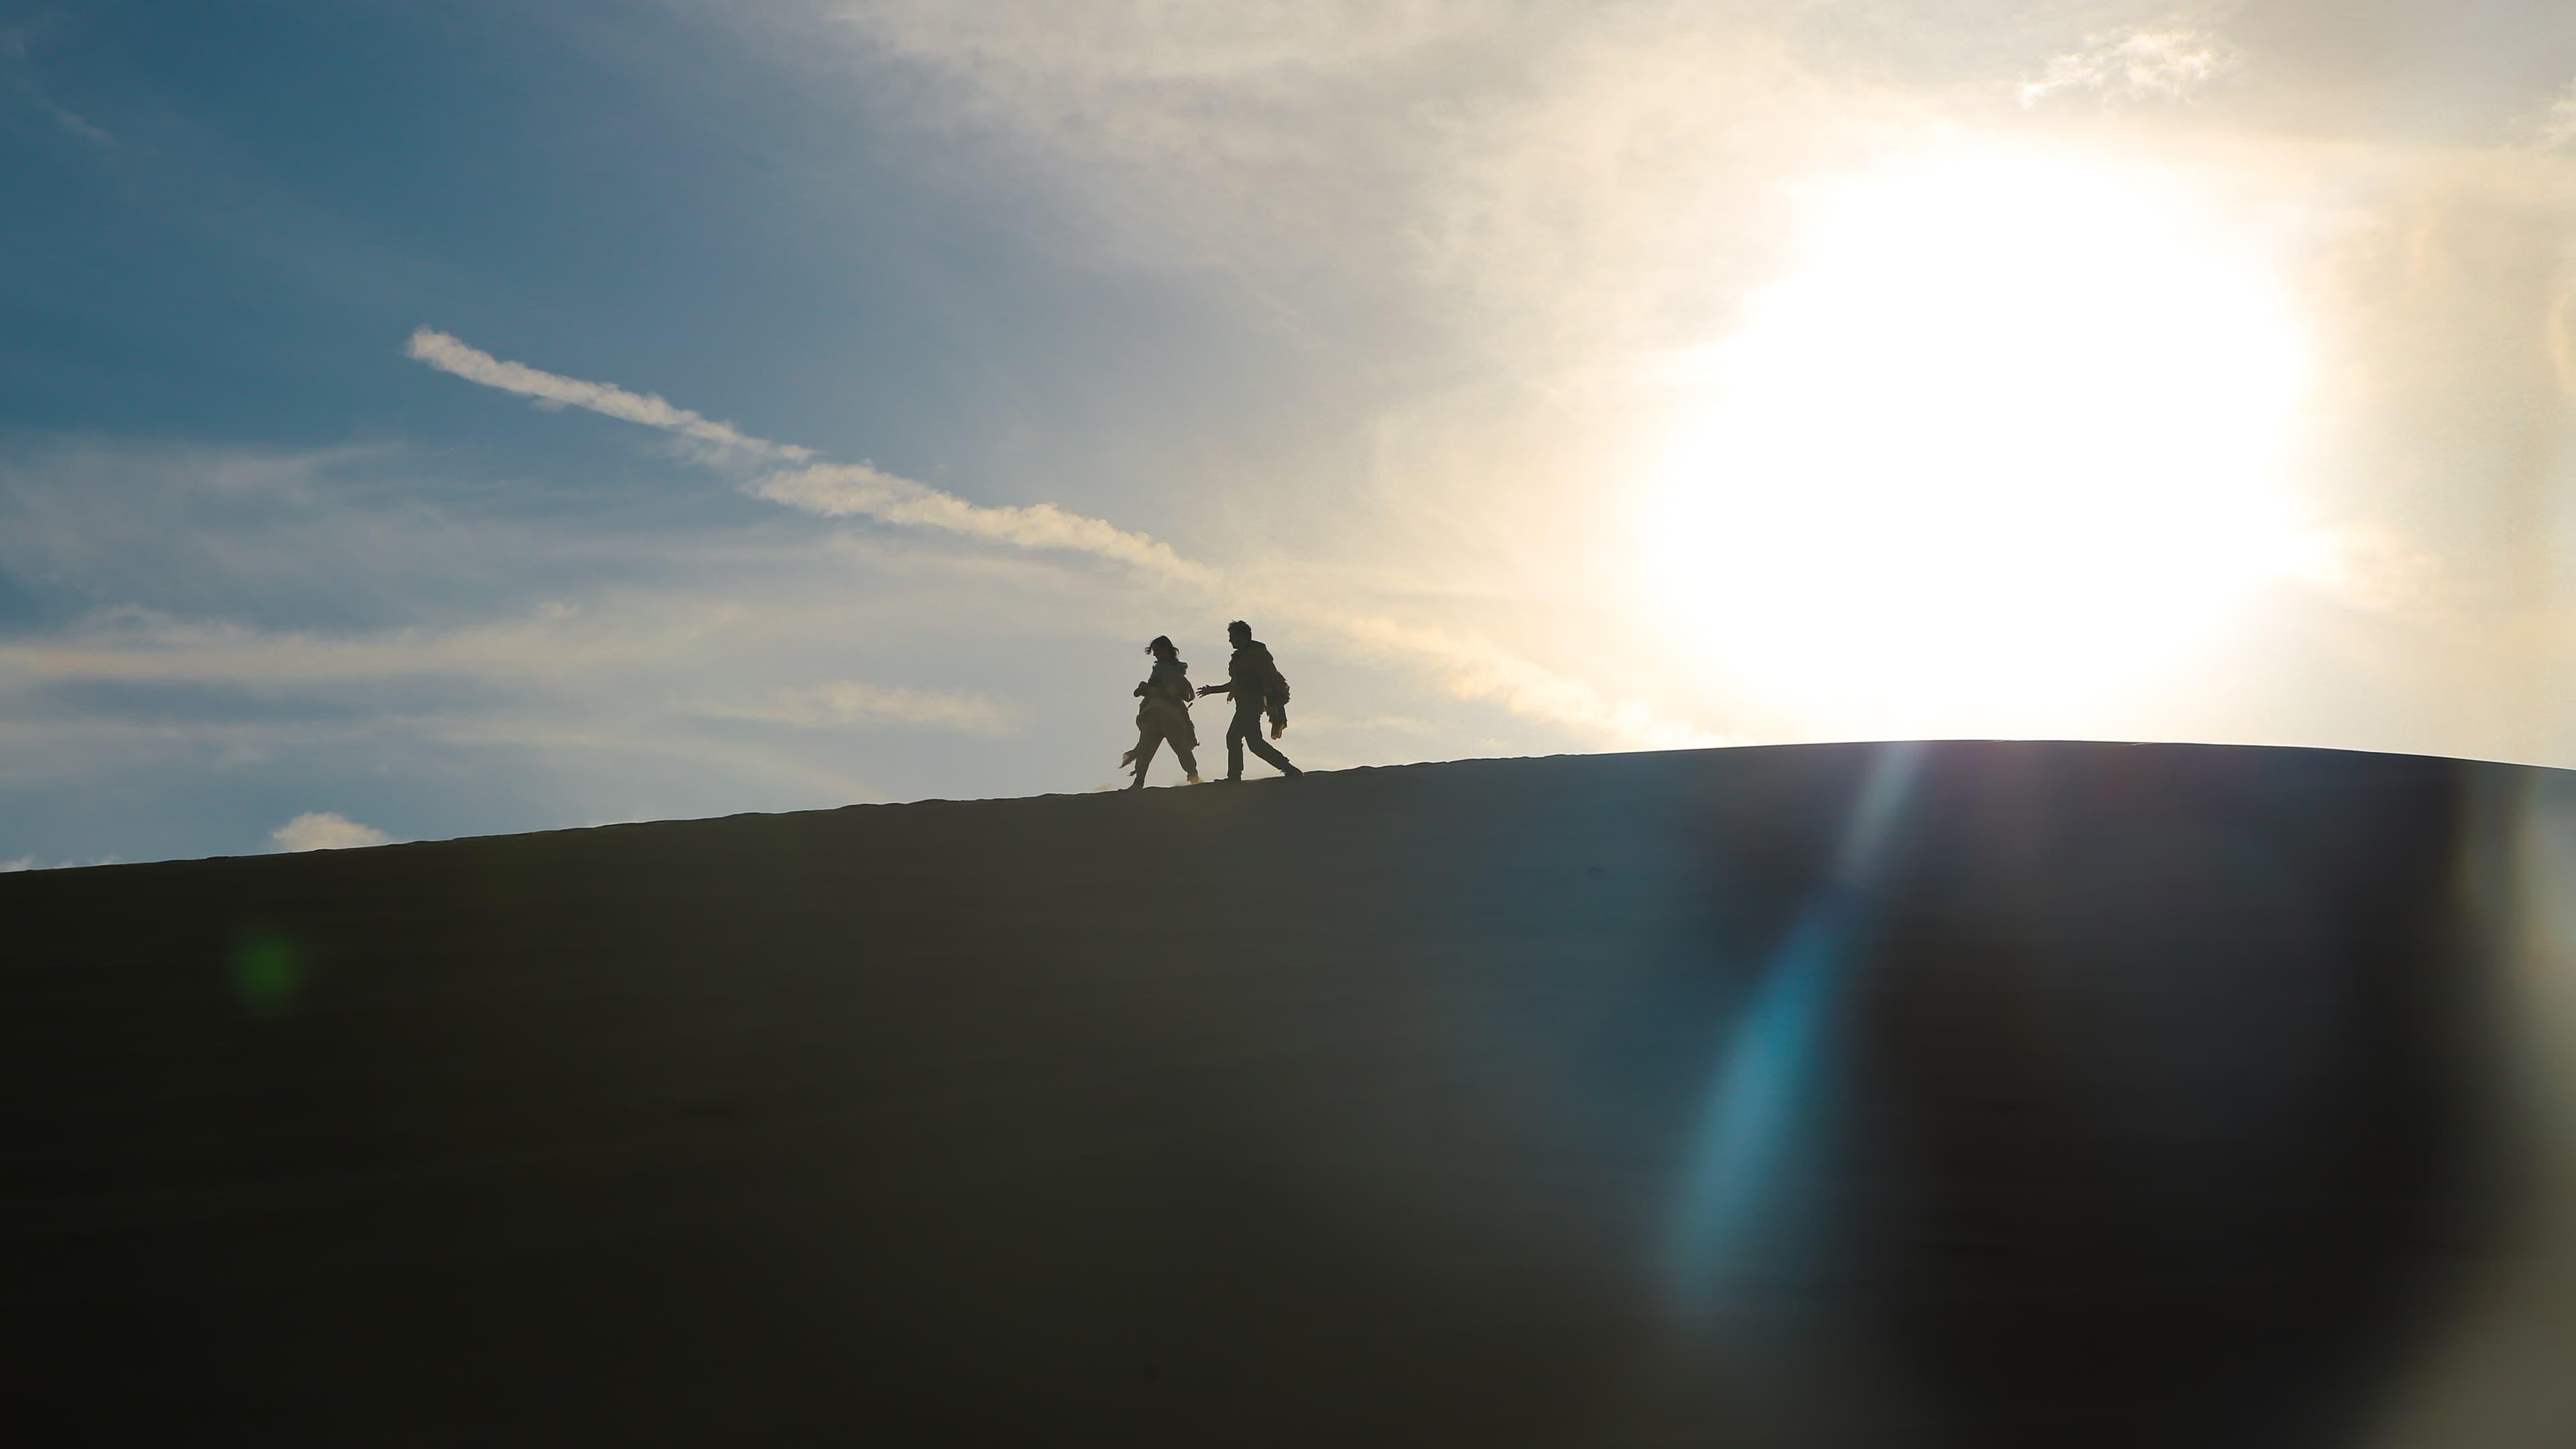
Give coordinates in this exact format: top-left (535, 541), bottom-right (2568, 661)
top-left (1242, 639), bottom-right (1291, 712)
top-left (1252, 644), bottom-right (1289, 710)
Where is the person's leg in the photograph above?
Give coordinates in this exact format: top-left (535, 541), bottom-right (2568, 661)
top-left (1232, 704), bottom-right (1297, 777)
top-left (1171, 735), bottom-right (1199, 781)
top-left (1242, 715), bottom-right (1297, 776)
top-left (1129, 726), bottom-right (1163, 788)
top-left (1225, 708), bottom-right (1252, 780)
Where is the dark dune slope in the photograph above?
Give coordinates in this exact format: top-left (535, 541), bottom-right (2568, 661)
top-left (3, 742), bottom-right (2566, 1444)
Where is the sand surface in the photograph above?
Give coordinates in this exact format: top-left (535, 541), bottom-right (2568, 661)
top-left (6, 741), bottom-right (2572, 1444)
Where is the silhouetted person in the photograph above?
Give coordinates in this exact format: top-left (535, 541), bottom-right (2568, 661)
top-left (1120, 635), bottom-right (1202, 788)
top-left (1199, 619), bottom-right (1299, 781)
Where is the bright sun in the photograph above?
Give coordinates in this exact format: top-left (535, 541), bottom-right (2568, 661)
top-left (1641, 146), bottom-right (2310, 722)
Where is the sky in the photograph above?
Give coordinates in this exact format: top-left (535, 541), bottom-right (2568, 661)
top-left (4, 0), bottom-right (2575, 867)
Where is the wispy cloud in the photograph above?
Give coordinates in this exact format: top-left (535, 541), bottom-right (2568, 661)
top-left (408, 327), bottom-right (1214, 586)
top-left (2530, 78), bottom-right (2576, 152)
top-left (270, 812), bottom-right (393, 851)
top-left (406, 328), bottom-right (814, 465)
top-left (0, 27), bottom-right (114, 147)
top-left (1315, 608), bottom-right (1725, 751)
top-left (411, 327), bottom-right (1717, 750)
top-left (0, 855), bottom-right (120, 871)
top-left (751, 464), bottom-right (1221, 589)
top-left (0, 604), bottom-right (720, 685)
top-left (718, 680), bottom-right (1017, 736)
top-left (2286, 521), bottom-right (2452, 622)
top-left (2019, 27), bottom-right (2243, 107)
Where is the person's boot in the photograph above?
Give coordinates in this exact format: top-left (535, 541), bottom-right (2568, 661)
top-left (1186, 771), bottom-right (1203, 784)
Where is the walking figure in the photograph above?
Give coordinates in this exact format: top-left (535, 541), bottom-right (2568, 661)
top-left (1199, 620), bottom-right (1300, 781)
top-left (1120, 635), bottom-right (1202, 788)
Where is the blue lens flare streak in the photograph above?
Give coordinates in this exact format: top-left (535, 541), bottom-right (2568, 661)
top-left (1663, 743), bottom-right (1924, 1318)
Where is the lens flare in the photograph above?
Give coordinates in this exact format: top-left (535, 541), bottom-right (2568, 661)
top-left (229, 930), bottom-right (307, 1018)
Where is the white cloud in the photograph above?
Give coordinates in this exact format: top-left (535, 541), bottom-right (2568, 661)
top-left (0, 603), bottom-right (714, 686)
top-left (0, 845), bottom-right (121, 866)
top-left (721, 680), bottom-right (1017, 735)
top-left (2532, 79), bottom-right (2576, 151)
top-left (2019, 27), bottom-right (2243, 107)
top-left (2286, 521), bottom-right (2451, 621)
top-left (0, 28), bottom-right (115, 147)
top-left (6, 74), bottom-right (114, 146)
top-left (845, 0), bottom-right (1479, 85)
top-left (270, 812), bottom-right (394, 852)
top-left (1311, 608), bottom-right (1727, 751)
top-left (409, 327), bottom-right (1214, 588)
top-left (0, 855), bottom-right (119, 871)
top-left (792, 1), bottom-right (1854, 363)
top-left (406, 328), bottom-right (813, 465)
top-left (751, 464), bottom-right (1222, 589)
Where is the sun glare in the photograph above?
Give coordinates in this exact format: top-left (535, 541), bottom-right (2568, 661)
top-left (1641, 147), bottom-right (2309, 722)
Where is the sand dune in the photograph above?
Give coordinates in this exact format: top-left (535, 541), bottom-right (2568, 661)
top-left (6, 741), bottom-right (2573, 1444)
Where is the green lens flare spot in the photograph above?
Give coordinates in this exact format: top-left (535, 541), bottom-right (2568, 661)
top-left (229, 932), bottom-right (306, 1017)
